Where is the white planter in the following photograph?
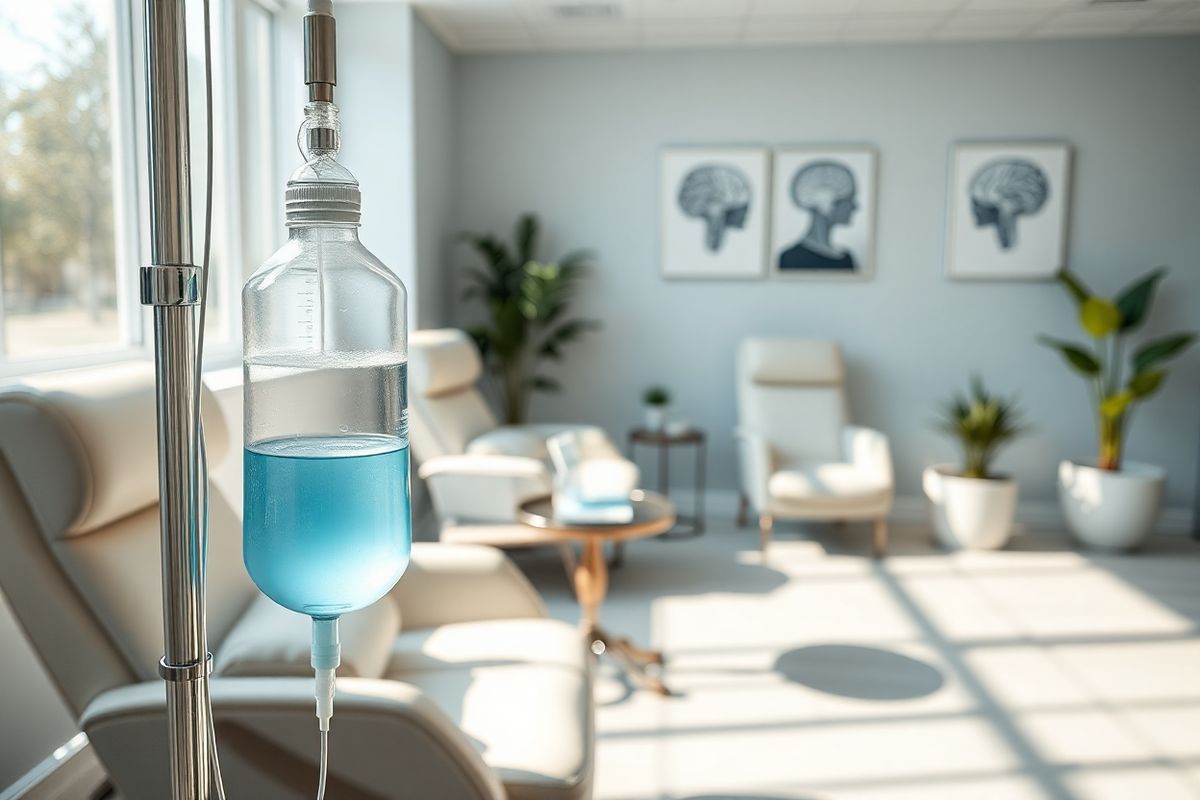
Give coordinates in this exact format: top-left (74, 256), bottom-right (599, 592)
top-left (923, 464), bottom-right (1018, 551)
top-left (1058, 460), bottom-right (1165, 551)
top-left (644, 406), bottom-right (666, 431)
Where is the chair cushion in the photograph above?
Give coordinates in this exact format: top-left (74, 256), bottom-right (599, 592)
top-left (216, 593), bottom-right (401, 679)
top-left (740, 338), bottom-right (844, 386)
top-left (467, 425), bottom-right (622, 463)
top-left (768, 463), bottom-right (891, 512)
top-left (388, 618), bottom-right (592, 800)
top-left (410, 329), bottom-right (483, 398)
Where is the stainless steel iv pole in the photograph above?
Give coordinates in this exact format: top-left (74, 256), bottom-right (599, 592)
top-left (141, 0), bottom-right (212, 796)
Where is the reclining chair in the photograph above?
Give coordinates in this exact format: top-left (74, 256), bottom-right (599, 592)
top-left (736, 338), bottom-right (894, 558)
top-left (0, 363), bottom-right (593, 799)
top-left (410, 329), bottom-right (632, 545)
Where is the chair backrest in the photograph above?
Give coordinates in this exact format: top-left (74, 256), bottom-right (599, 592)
top-left (408, 330), bottom-right (498, 461)
top-left (736, 338), bottom-right (848, 466)
top-left (0, 363), bottom-right (256, 717)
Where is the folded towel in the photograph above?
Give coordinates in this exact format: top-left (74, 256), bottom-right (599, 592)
top-left (553, 492), bottom-right (634, 525)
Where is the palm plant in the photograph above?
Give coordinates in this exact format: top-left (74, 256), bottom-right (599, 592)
top-left (461, 214), bottom-right (599, 424)
top-left (1039, 267), bottom-right (1195, 471)
top-left (937, 377), bottom-right (1025, 480)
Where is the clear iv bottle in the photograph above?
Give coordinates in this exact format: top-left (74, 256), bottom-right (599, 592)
top-left (242, 101), bottom-right (410, 620)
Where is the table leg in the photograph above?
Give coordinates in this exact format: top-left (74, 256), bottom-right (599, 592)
top-left (573, 539), bottom-right (672, 695)
top-left (695, 439), bottom-right (706, 534)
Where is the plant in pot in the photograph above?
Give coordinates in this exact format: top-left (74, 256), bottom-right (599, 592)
top-left (461, 213), bottom-right (599, 424)
top-left (1039, 266), bottom-right (1195, 550)
top-left (924, 377), bottom-right (1026, 550)
top-left (642, 386), bottom-right (670, 431)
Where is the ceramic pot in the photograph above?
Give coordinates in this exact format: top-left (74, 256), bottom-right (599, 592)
top-left (644, 406), bottom-right (666, 431)
top-left (1058, 460), bottom-right (1165, 551)
top-left (923, 464), bottom-right (1018, 550)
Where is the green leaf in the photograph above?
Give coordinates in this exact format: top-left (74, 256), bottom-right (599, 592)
top-left (515, 214), bottom-right (538, 265)
top-left (1080, 297), bottom-right (1122, 338)
top-left (1115, 267), bottom-right (1166, 332)
top-left (1038, 336), bottom-right (1101, 375)
top-left (1056, 269), bottom-right (1091, 305)
top-left (1128, 369), bottom-right (1165, 399)
top-left (1132, 333), bottom-right (1197, 374)
top-left (527, 375), bottom-right (561, 393)
top-left (1099, 391), bottom-right (1133, 420)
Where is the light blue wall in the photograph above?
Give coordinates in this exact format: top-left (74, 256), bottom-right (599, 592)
top-left (452, 37), bottom-right (1200, 510)
top-left (411, 14), bottom-right (456, 328)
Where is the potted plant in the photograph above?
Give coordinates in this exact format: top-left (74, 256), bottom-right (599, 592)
top-left (1040, 267), bottom-right (1195, 550)
top-left (642, 386), bottom-right (670, 431)
top-left (923, 378), bottom-right (1026, 550)
top-left (462, 214), bottom-right (599, 424)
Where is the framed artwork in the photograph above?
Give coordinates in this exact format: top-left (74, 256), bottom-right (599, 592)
top-left (660, 146), bottom-right (769, 280)
top-left (946, 141), bottom-right (1072, 280)
top-left (770, 146), bottom-right (877, 280)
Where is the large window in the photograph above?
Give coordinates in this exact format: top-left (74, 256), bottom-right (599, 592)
top-left (0, 0), bottom-right (277, 376)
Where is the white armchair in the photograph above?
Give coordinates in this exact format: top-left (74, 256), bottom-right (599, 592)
top-left (0, 364), bottom-right (593, 799)
top-left (736, 338), bottom-right (894, 557)
top-left (410, 329), bottom-right (632, 541)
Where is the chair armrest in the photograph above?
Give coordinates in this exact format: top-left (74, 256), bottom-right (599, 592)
top-left (418, 454), bottom-right (553, 523)
top-left (843, 425), bottom-right (894, 489)
top-left (389, 543), bottom-right (547, 629)
top-left (82, 677), bottom-right (505, 800)
top-left (734, 427), bottom-right (774, 512)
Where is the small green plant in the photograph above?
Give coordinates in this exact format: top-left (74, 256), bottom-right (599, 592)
top-left (643, 386), bottom-right (670, 407)
top-left (461, 214), bottom-right (599, 424)
top-left (1039, 267), bottom-right (1195, 471)
top-left (937, 377), bottom-right (1025, 480)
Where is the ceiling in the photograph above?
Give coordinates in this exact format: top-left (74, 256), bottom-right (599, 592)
top-left (408, 0), bottom-right (1200, 52)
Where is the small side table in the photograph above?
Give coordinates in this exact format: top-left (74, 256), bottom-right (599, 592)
top-left (517, 491), bottom-right (677, 695)
top-left (627, 426), bottom-right (706, 538)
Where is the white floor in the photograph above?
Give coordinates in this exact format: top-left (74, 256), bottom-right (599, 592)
top-left (512, 518), bottom-right (1200, 800)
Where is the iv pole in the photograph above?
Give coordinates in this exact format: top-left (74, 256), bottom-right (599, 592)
top-left (141, 0), bottom-right (212, 796)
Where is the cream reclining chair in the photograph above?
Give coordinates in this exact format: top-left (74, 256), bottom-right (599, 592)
top-left (410, 329), bottom-right (631, 543)
top-left (0, 364), bottom-right (593, 800)
top-left (736, 338), bottom-right (894, 558)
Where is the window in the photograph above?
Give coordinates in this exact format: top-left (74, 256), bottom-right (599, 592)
top-left (0, 0), bottom-right (278, 377)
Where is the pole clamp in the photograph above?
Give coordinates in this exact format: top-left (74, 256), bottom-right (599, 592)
top-left (141, 264), bottom-right (200, 306)
top-left (158, 653), bottom-right (213, 682)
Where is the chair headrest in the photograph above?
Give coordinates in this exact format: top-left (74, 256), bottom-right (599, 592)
top-left (740, 338), bottom-right (844, 387)
top-left (0, 362), bottom-right (229, 537)
top-left (409, 329), bottom-right (483, 398)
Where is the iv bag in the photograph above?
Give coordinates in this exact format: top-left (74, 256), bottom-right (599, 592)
top-left (241, 101), bottom-right (410, 619)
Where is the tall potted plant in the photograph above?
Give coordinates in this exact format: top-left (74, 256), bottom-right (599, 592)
top-left (461, 214), bottom-right (599, 424)
top-left (1039, 266), bottom-right (1195, 549)
top-left (923, 378), bottom-right (1026, 550)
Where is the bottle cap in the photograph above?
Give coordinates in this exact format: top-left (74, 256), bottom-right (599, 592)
top-left (285, 157), bottom-right (361, 225)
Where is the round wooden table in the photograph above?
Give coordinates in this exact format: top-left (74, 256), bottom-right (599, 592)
top-left (518, 490), bottom-right (676, 695)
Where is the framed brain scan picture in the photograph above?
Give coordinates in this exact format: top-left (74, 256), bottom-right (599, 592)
top-left (660, 146), bottom-right (769, 280)
top-left (946, 141), bottom-right (1072, 280)
top-left (770, 146), bottom-right (877, 280)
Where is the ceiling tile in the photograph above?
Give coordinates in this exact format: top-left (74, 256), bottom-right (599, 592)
top-left (857, 0), bottom-right (961, 13)
top-left (1035, 5), bottom-right (1157, 33)
top-left (640, 0), bottom-right (753, 20)
top-left (750, 0), bottom-right (855, 17)
top-left (960, 0), bottom-right (1069, 10)
top-left (845, 11), bottom-right (944, 32)
top-left (743, 14), bottom-right (846, 34)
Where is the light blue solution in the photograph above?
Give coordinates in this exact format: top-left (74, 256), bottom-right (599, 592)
top-left (244, 434), bottom-right (411, 618)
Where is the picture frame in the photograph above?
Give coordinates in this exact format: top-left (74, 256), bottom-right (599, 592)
top-left (945, 141), bottom-right (1072, 281)
top-left (769, 145), bottom-right (877, 280)
top-left (659, 146), bottom-right (769, 280)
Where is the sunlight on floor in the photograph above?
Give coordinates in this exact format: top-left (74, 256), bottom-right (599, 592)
top-left (514, 519), bottom-right (1200, 800)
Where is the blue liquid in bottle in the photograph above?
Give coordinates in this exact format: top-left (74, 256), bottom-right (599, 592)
top-left (243, 434), bottom-right (411, 617)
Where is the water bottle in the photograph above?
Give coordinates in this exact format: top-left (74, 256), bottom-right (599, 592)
top-left (242, 100), bottom-right (410, 626)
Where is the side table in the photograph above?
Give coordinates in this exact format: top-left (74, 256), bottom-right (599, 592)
top-left (627, 426), bottom-right (706, 538)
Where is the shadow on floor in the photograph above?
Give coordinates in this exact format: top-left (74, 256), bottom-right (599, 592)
top-left (774, 644), bottom-right (945, 701)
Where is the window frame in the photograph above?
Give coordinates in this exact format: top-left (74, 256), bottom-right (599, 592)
top-left (0, 0), bottom-right (279, 380)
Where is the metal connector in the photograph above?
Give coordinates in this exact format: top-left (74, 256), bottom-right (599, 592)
top-left (140, 265), bottom-right (201, 306)
top-left (304, 11), bottom-right (336, 102)
top-left (158, 653), bottom-right (214, 683)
